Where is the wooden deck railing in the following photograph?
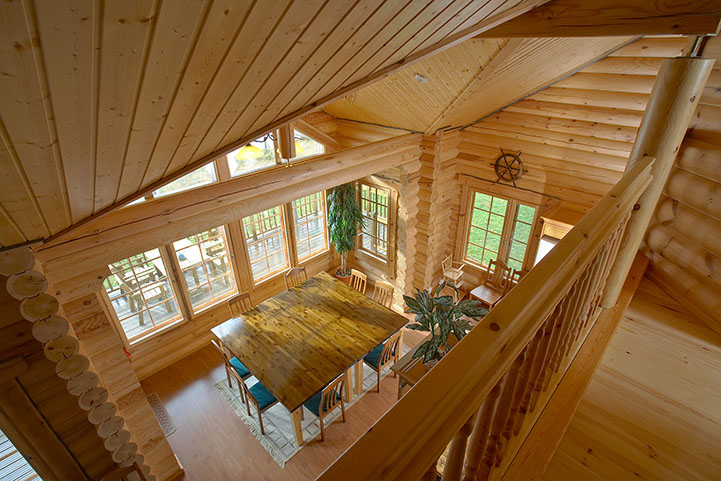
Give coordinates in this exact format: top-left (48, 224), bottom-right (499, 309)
top-left (317, 158), bottom-right (654, 481)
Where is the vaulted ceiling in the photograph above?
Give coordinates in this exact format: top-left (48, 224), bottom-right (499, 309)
top-left (0, 0), bottom-right (543, 247)
top-left (1, 0), bottom-right (720, 249)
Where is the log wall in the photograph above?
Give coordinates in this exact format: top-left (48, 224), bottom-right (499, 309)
top-left (645, 36), bottom-right (721, 335)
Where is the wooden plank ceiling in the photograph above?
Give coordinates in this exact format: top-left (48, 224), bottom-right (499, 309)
top-left (0, 0), bottom-right (543, 247)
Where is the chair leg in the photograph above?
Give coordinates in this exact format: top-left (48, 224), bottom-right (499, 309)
top-left (245, 399), bottom-right (252, 417)
top-left (225, 367), bottom-right (232, 388)
top-left (376, 370), bottom-right (381, 393)
top-left (319, 416), bottom-right (325, 442)
top-left (300, 407), bottom-right (304, 421)
top-left (341, 401), bottom-right (346, 423)
top-left (258, 408), bottom-right (265, 435)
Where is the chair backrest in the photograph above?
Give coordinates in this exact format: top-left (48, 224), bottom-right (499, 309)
top-left (228, 292), bottom-right (252, 317)
top-left (441, 255), bottom-right (453, 273)
top-left (320, 374), bottom-right (346, 418)
top-left (485, 259), bottom-right (512, 290)
top-left (506, 269), bottom-right (529, 294)
top-left (378, 331), bottom-right (402, 371)
top-left (285, 266), bottom-right (307, 289)
top-left (101, 463), bottom-right (148, 481)
top-left (211, 338), bottom-right (230, 361)
top-left (372, 281), bottom-right (394, 309)
top-left (350, 269), bottom-right (367, 294)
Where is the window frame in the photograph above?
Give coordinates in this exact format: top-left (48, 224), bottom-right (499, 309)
top-left (356, 181), bottom-right (393, 264)
top-left (101, 246), bottom-right (187, 346)
top-left (168, 225), bottom-right (238, 314)
top-left (241, 205), bottom-right (291, 285)
top-left (459, 187), bottom-right (540, 273)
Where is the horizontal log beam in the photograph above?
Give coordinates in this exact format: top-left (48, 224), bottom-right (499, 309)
top-left (36, 135), bottom-right (422, 280)
top-left (477, 0), bottom-right (721, 37)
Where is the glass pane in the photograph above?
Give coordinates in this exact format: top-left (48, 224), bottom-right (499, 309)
top-left (251, 260), bottom-right (268, 280)
top-left (206, 257), bottom-right (230, 278)
top-left (309, 235), bottom-right (325, 255)
top-left (183, 265), bottom-right (207, 289)
top-left (482, 250), bottom-right (496, 266)
top-left (467, 243), bottom-right (482, 262)
top-left (468, 227), bottom-right (486, 248)
top-left (176, 245), bottom-right (201, 269)
top-left (491, 197), bottom-right (508, 215)
top-left (210, 275), bottom-right (234, 298)
top-left (227, 133), bottom-right (277, 177)
top-left (295, 224), bottom-right (308, 241)
top-left (293, 129), bottom-right (324, 160)
top-left (486, 233), bottom-right (501, 253)
top-left (471, 209), bottom-right (489, 229)
top-left (308, 217), bottom-right (324, 237)
top-left (508, 258), bottom-right (523, 271)
top-left (489, 214), bottom-right (505, 234)
top-left (267, 251), bottom-right (287, 273)
top-left (154, 164), bottom-right (217, 197)
top-left (112, 293), bottom-right (138, 321)
top-left (120, 312), bottom-right (152, 340)
top-left (513, 222), bottom-right (531, 242)
top-left (296, 240), bottom-right (310, 260)
top-left (188, 285), bottom-right (212, 308)
top-left (474, 193), bottom-right (492, 211)
top-left (517, 204), bottom-right (535, 223)
top-left (142, 281), bottom-right (173, 307)
top-left (150, 299), bottom-right (179, 324)
top-left (510, 240), bottom-right (528, 261)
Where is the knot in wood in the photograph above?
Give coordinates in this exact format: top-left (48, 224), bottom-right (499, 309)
top-left (489, 322), bottom-right (500, 332)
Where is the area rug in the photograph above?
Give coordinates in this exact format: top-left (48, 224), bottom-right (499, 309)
top-left (147, 392), bottom-right (176, 436)
top-left (215, 345), bottom-right (410, 467)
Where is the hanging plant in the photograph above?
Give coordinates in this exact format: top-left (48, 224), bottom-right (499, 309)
top-left (327, 183), bottom-right (364, 276)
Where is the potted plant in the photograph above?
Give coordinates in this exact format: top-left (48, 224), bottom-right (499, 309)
top-left (404, 282), bottom-right (488, 366)
top-left (327, 183), bottom-right (364, 278)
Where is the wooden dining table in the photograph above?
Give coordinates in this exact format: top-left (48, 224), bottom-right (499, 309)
top-left (211, 271), bottom-right (408, 445)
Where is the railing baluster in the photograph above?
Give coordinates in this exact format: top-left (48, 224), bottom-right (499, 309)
top-left (524, 309), bottom-right (561, 415)
top-left (441, 414), bottom-right (476, 481)
top-left (513, 328), bottom-right (543, 436)
top-left (462, 383), bottom-right (502, 481)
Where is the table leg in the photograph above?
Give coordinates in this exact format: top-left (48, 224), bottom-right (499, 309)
top-left (291, 409), bottom-right (304, 446)
top-left (345, 368), bottom-right (353, 402)
top-left (354, 361), bottom-right (363, 395)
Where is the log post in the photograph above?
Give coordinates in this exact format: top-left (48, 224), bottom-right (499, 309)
top-left (601, 57), bottom-right (714, 308)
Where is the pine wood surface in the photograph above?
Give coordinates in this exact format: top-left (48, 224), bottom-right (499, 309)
top-left (212, 272), bottom-right (408, 411)
top-left (140, 328), bottom-right (426, 481)
top-left (542, 278), bottom-right (721, 481)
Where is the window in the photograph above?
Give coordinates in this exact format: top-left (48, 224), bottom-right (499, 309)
top-left (358, 183), bottom-right (390, 261)
top-left (464, 191), bottom-right (537, 271)
top-left (292, 192), bottom-right (328, 262)
top-left (172, 226), bottom-right (236, 312)
top-left (227, 133), bottom-right (277, 177)
top-left (242, 206), bottom-right (289, 283)
top-left (153, 163), bottom-right (217, 197)
top-left (293, 129), bottom-right (324, 160)
top-left (0, 428), bottom-right (42, 481)
top-left (103, 249), bottom-right (182, 342)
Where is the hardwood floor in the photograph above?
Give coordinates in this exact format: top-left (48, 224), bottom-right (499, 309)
top-left (140, 328), bottom-right (426, 481)
top-left (542, 278), bottom-right (721, 481)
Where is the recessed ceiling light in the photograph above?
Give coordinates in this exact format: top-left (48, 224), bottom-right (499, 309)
top-left (414, 73), bottom-right (428, 83)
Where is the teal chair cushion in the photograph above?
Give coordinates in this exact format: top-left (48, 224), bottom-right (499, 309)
top-left (363, 343), bottom-right (384, 368)
top-left (303, 389), bottom-right (342, 417)
top-left (248, 382), bottom-right (277, 410)
top-left (229, 357), bottom-right (251, 379)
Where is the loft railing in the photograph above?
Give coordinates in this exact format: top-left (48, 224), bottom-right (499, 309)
top-left (318, 158), bottom-right (654, 481)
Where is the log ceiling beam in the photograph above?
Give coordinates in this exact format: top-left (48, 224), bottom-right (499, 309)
top-left (38, 0), bottom-right (548, 248)
top-left (36, 134), bottom-right (422, 279)
top-left (476, 0), bottom-right (721, 37)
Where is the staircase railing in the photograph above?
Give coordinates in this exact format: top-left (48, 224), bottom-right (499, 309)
top-left (317, 158), bottom-right (654, 481)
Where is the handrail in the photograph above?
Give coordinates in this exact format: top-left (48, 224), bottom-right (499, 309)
top-left (317, 158), bottom-right (654, 481)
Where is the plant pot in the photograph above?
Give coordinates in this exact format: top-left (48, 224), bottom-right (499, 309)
top-left (335, 271), bottom-right (351, 285)
top-left (423, 359), bottom-right (439, 370)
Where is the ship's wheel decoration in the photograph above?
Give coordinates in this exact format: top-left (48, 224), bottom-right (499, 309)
top-left (493, 149), bottom-right (524, 186)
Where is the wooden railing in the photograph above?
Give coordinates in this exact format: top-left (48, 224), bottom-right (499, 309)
top-left (317, 158), bottom-right (654, 481)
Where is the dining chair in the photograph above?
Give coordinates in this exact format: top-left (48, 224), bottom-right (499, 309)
top-left (469, 259), bottom-right (512, 309)
top-left (302, 373), bottom-right (347, 442)
top-left (363, 330), bottom-right (403, 393)
top-left (441, 254), bottom-right (466, 290)
top-left (239, 377), bottom-right (278, 435)
top-left (101, 462), bottom-right (148, 481)
top-left (372, 281), bottom-right (394, 309)
top-left (350, 269), bottom-right (367, 294)
top-left (227, 291), bottom-right (253, 317)
top-left (210, 339), bottom-right (252, 403)
top-left (285, 266), bottom-right (307, 289)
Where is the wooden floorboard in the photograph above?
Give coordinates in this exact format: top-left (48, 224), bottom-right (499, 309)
top-left (542, 277), bottom-right (721, 481)
top-left (140, 328), bottom-right (426, 481)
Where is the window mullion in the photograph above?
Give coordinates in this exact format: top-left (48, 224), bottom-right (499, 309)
top-left (162, 244), bottom-right (192, 321)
